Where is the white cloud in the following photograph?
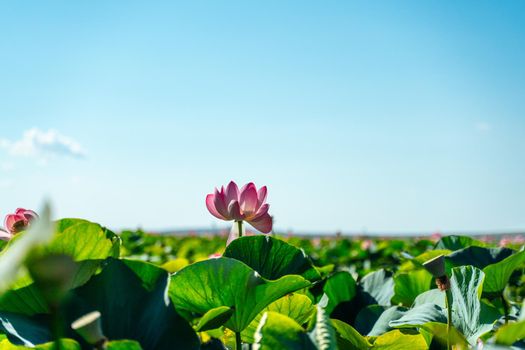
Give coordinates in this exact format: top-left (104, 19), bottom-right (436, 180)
top-left (475, 122), bottom-right (491, 132)
top-left (0, 128), bottom-right (86, 161)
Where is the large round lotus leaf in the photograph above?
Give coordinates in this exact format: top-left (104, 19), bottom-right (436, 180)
top-left (359, 269), bottom-right (395, 307)
top-left (308, 305), bottom-right (337, 350)
top-left (242, 293), bottom-right (314, 343)
top-left (223, 236), bottom-right (321, 281)
top-left (446, 246), bottom-right (514, 270)
top-left (0, 338), bottom-right (81, 350)
top-left (354, 304), bottom-right (385, 335)
top-left (412, 289), bottom-right (445, 308)
top-left (388, 303), bottom-right (447, 328)
top-left (323, 271), bottom-right (356, 315)
top-left (391, 269), bottom-right (433, 306)
top-left (0, 311), bottom-right (52, 346)
top-left (367, 306), bottom-right (407, 336)
top-left (494, 319), bottom-right (525, 345)
top-left (169, 257), bottom-right (311, 332)
top-left (66, 258), bottom-right (200, 350)
top-left (392, 321), bottom-right (469, 349)
top-left (434, 235), bottom-right (486, 251)
top-left (482, 249), bottom-right (525, 293)
top-left (331, 319), bottom-right (371, 350)
top-left (0, 260), bottom-right (100, 316)
top-left (49, 218), bottom-right (120, 260)
top-left (107, 340), bottom-right (143, 350)
top-left (0, 219), bottom-right (121, 316)
top-left (253, 312), bottom-right (316, 350)
top-left (195, 306), bottom-right (234, 332)
top-left (449, 265), bottom-right (501, 345)
top-left (373, 329), bottom-right (428, 350)
top-left (399, 250), bottom-right (451, 272)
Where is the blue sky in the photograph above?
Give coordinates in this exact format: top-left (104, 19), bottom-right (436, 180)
top-left (1, 1), bottom-right (524, 234)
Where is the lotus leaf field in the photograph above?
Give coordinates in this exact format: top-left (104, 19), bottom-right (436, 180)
top-left (0, 183), bottom-right (524, 349)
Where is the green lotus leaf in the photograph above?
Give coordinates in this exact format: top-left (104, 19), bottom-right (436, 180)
top-left (49, 218), bottom-right (120, 260)
top-left (223, 236), bottom-right (321, 281)
top-left (253, 311), bottom-right (316, 350)
top-left (308, 304), bottom-right (337, 350)
top-left (372, 329), bottom-right (428, 350)
top-left (195, 306), bottom-right (234, 332)
top-left (409, 322), bottom-right (469, 349)
top-left (331, 319), bottom-right (371, 350)
top-left (0, 218), bottom-right (121, 316)
top-left (391, 269), bottom-right (433, 306)
top-left (66, 258), bottom-right (200, 349)
top-left (0, 311), bottom-right (52, 346)
top-left (400, 250), bottom-right (451, 272)
top-left (412, 289), bottom-right (445, 308)
top-left (388, 303), bottom-right (448, 328)
top-left (449, 265), bottom-right (501, 345)
top-left (0, 338), bottom-right (81, 350)
top-left (0, 258), bottom-right (102, 316)
top-left (435, 235), bottom-right (486, 251)
top-left (494, 319), bottom-right (525, 346)
top-left (359, 269), bottom-right (395, 307)
top-left (354, 304), bottom-right (385, 335)
top-left (446, 246), bottom-right (514, 270)
top-left (242, 293), bottom-right (314, 343)
top-left (169, 257), bottom-right (311, 332)
top-left (367, 306), bottom-right (408, 336)
top-left (106, 340), bottom-right (143, 350)
top-left (482, 249), bottom-right (525, 293)
top-left (323, 271), bottom-right (356, 315)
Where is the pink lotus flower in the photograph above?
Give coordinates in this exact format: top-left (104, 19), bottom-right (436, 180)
top-left (2, 208), bottom-right (39, 240)
top-left (206, 181), bottom-right (273, 233)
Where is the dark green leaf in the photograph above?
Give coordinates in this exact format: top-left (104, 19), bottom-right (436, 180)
top-left (169, 257), bottom-right (310, 332)
top-left (223, 236), bottom-right (321, 281)
top-left (483, 249), bottom-right (525, 293)
top-left (449, 265), bottom-right (499, 345)
top-left (196, 306), bottom-right (234, 332)
top-left (435, 235), bottom-right (486, 251)
top-left (331, 319), bottom-right (371, 350)
top-left (446, 246), bottom-right (514, 270)
top-left (323, 271), bottom-right (356, 315)
top-left (253, 312), bottom-right (316, 350)
top-left (243, 293), bottom-right (314, 343)
top-left (391, 270), bottom-right (433, 306)
top-left (359, 269), bottom-right (394, 307)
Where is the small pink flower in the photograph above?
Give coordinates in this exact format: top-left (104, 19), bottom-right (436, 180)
top-left (430, 231), bottom-right (442, 241)
top-left (206, 181), bottom-right (272, 233)
top-left (499, 236), bottom-right (513, 247)
top-left (3, 208), bottom-right (39, 239)
top-left (361, 239), bottom-right (373, 251)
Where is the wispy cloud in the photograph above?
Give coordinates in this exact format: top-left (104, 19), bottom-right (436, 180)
top-left (0, 128), bottom-right (86, 161)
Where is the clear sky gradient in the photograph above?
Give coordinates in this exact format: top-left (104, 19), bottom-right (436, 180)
top-left (1, 1), bottom-right (524, 234)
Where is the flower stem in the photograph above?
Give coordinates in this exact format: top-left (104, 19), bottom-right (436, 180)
top-left (237, 221), bottom-right (243, 239)
top-left (445, 289), bottom-right (452, 350)
top-left (501, 293), bottom-right (509, 324)
top-left (235, 331), bottom-right (242, 350)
